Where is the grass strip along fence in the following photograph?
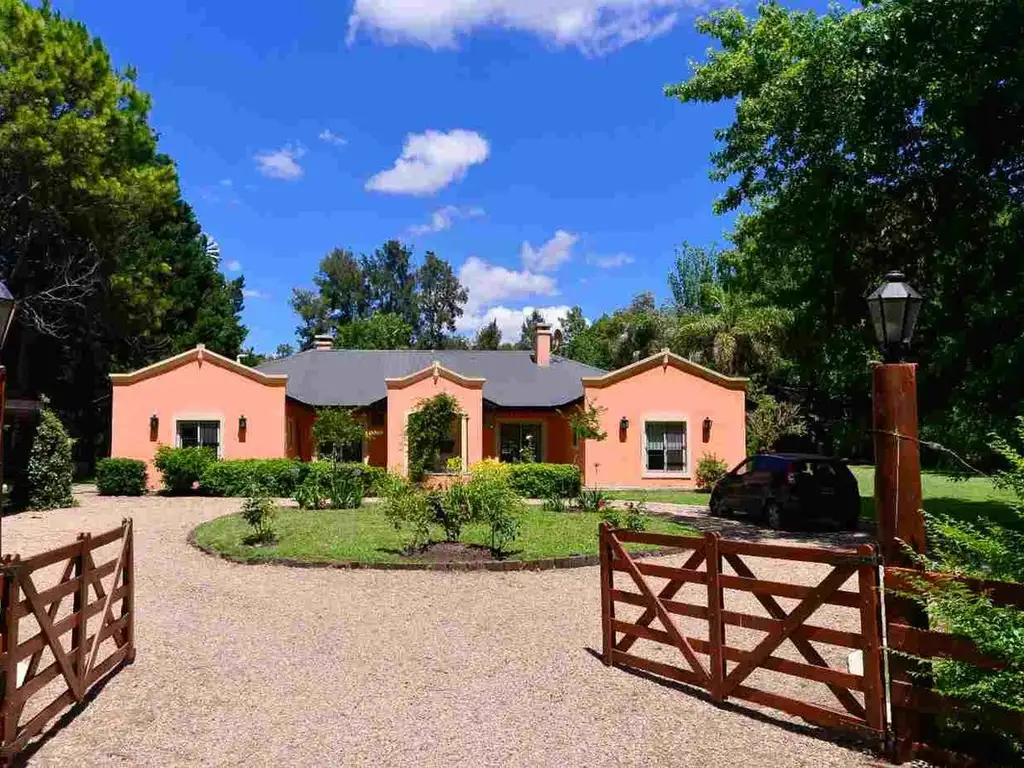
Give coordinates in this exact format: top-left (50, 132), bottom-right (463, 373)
top-left (0, 520), bottom-right (136, 766)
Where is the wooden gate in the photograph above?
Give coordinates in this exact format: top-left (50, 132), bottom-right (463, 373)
top-left (0, 519), bottom-right (136, 765)
top-left (599, 524), bottom-right (885, 738)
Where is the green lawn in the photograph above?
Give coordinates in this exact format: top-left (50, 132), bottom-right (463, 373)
top-left (603, 489), bottom-right (711, 506)
top-left (602, 467), bottom-right (1021, 531)
top-left (849, 465), bottom-right (1021, 529)
top-left (193, 504), bottom-right (698, 565)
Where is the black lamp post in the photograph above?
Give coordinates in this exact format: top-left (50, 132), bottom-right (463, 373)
top-left (866, 270), bottom-right (923, 362)
top-left (867, 270), bottom-right (926, 564)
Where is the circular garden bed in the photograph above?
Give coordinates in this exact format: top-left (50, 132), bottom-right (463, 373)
top-left (190, 504), bottom-right (696, 571)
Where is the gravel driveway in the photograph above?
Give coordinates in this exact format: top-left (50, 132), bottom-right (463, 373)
top-left (1, 489), bottom-right (886, 767)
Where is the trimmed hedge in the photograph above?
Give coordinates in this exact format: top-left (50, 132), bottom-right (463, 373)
top-left (302, 460), bottom-right (391, 497)
top-left (200, 459), bottom-right (305, 497)
top-left (154, 446), bottom-right (217, 494)
top-left (506, 463), bottom-right (580, 499)
top-left (96, 458), bottom-right (148, 496)
top-left (192, 458), bottom-right (392, 498)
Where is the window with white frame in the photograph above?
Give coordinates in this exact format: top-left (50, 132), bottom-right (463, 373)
top-left (177, 420), bottom-right (220, 454)
top-left (644, 422), bottom-right (687, 473)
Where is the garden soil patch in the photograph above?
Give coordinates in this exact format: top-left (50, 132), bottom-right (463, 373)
top-left (403, 541), bottom-right (495, 562)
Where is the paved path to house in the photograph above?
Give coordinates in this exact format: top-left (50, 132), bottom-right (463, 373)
top-left (2, 489), bottom-right (886, 768)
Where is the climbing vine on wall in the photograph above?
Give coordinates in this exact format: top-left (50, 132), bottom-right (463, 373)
top-left (406, 393), bottom-right (463, 481)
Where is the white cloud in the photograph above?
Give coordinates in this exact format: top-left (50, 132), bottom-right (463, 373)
top-left (225, 259), bottom-right (242, 272)
top-left (366, 130), bottom-right (489, 196)
top-left (318, 129), bottom-right (347, 146)
top-left (219, 178), bottom-right (233, 187)
top-left (347, 0), bottom-right (693, 55)
top-left (254, 144), bottom-right (306, 180)
top-left (460, 305), bottom-right (573, 339)
top-left (521, 229), bottom-right (578, 272)
top-left (590, 252), bottom-right (634, 268)
top-left (458, 255), bottom-right (557, 315)
top-left (410, 205), bottom-right (485, 235)
top-left (242, 288), bottom-right (269, 299)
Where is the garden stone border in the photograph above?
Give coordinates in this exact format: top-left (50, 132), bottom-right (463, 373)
top-left (187, 526), bottom-right (685, 572)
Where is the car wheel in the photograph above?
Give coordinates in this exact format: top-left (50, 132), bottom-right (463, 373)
top-left (709, 489), bottom-right (730, 517)
top-left (763, 500), bottom-right (785, 531)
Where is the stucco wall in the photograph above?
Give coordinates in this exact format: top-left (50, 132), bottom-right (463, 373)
top-left (582, 364), bottom-right (745, 489)
top-left (385, 373), bottom-right (483, 476)
top-left (482, 409), bottom-right (575, 465)
top-left (111, 356), bottom-right (287, 487)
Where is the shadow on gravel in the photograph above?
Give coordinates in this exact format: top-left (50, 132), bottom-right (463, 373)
top-left (657, 510), bottom-right (875, 550)
top-left (584, 648), bottom-right (881, 760)
top-left (9, 660), bottom-right (132, 767)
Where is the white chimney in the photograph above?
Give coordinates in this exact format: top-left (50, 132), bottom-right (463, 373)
top-left (313, 333), bottom-right (334, 351)
top-left (535, 323), bottom-right (552, 367)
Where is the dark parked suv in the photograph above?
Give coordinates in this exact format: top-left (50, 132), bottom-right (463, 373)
top-left (709, 453), bottom-right (860, 530)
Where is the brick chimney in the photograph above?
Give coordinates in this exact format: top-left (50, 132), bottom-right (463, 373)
top-left (534, 323), bottom-right (552, 367)
top-left (313, 333), bottom-right (334, 351)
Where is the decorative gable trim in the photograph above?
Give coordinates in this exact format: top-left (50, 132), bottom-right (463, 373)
top-left (384, 361), bottom-right (486, 390)
top-left (580, 348), bottom-right (748, 391)
top-left (109, 345), bottom-right (289, 387)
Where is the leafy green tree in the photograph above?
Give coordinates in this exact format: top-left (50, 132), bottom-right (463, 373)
top-left (362, 240), bottom-right (418, 331)
top-left (334, 312), bottom-right (413, 350)
top-left (667, 0), bottom-right (1024, 460)
top-left (275, 343), bottom-right (295, 358)
top-left (415, 251), bottom-right (467, 349)
top-left (473, 319), bottom-right (502, 350)
top-left (671, 284), bottom-right (790, 378)
top-left (315, 248), bottom-right (366, 325)
top-left (515, 310), bottom-right (546, 351)
top-left (25, 409), bottom-right (75, 510)
top-left (0, 1), bottom-right (246, 471)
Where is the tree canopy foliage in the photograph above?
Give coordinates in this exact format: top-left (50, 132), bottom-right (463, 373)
top-left (0, 0), bottom-right (246, 468)
top-left (658, 0), bottom-right (1024, 460)
top-left (290, 241), bottom-right (468, 351)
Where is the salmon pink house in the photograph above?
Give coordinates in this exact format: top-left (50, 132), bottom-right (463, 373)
top-left (110, 325), bottom-right (748, 489)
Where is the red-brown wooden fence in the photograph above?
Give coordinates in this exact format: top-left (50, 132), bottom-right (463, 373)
top-left (0, 519), bottom-right (136, 766)
top-left (600, 525), bottom-right (886, 739)
top-left (599, 523), bottom-right (1024, 765)
top-left (883, 566), bottom-right (1024, 765)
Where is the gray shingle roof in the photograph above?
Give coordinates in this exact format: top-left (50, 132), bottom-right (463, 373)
top-left (256, 350), bottom-right (607, 408)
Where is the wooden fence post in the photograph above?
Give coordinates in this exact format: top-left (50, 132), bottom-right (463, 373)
top-left (599, 523), bottom-right (614, 666)
top-left (1, 556), bottom-right (20, 754)
top-left (857, 544), bottom-right (886, 740)
top-left (73, 533), bottom-right (90, 699)
top-left (122, 520), bottom-right (136, 663)
top-left (704, 533), bottom-right (726, 703)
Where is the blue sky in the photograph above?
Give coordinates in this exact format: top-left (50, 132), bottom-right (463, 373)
top-left (50, 0), bottom-right (826, 352)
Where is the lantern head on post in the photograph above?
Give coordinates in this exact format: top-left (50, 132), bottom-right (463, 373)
top-left (866, 270), bottom-right (922, 362)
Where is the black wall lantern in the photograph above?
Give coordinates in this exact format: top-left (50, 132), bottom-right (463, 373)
top-left (239, 414), bottom-right (247, 431)
top-left (150, 413), bottom-right (159, 431)
top-left (619, 416), bottom-right (629, 431)
top-left (702, 417), bottom-right (712, 443)
top-left (866, 270), bottom-right (922, 362)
